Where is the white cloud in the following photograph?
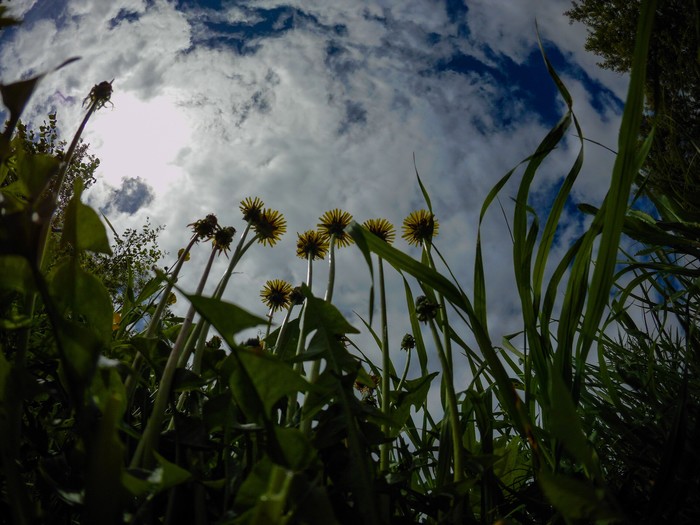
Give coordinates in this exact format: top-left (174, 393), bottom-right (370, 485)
top-left (1, 0), bottom-right (628, 394)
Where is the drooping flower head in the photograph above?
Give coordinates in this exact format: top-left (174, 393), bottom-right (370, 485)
top-left (83, 80), bottom-right (114, 110)
top-left (240, 197), bottom-right (265, 224)
top-left (213, 226), bottom-right (236, 255)
top-left (260, 279), bottom-right (293, 312)
top-left (254, 208), bottom-right (287, 247)
top-left (400, 333), bottom-right (416, 351)
top-left (296, 230), bottom-right (329, 260)
top-left (188, 213), bottom-right (219, 240)
top-left (415, 295), bottom-right (440, 323)
top-left (402, 210), bottom-right (439, 247)
top-left (289, 286), bottom-right (305, 306)
top-left (363, 218), bottom-right (396, 244)
top-left (317, 209), bottom-right (354, 248)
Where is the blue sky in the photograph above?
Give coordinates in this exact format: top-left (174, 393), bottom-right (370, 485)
top-left (1, 0), bottom-right (629, 388)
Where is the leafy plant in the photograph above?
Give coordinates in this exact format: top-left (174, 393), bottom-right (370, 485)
top-left (2, 1), bottom-right (698, 524)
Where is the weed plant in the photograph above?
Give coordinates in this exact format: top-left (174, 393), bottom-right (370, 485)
top-left (2, 1), bottom-right (699, 523)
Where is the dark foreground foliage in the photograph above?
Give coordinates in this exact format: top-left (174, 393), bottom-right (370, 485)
top-left (2, 1), bottom-right (699, 523)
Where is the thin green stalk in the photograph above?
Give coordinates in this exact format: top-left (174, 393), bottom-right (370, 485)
top-left (378, 257), bottom-right (391, 473)
top-left (395, 345), bottom-right (412, 394)
top-left (272, 302), bottom-right (295, 355)
top-left (186, 229), bottom-right (257, 370)
top-left (288, 254), bottom-right (314, 425)
top-left (264, 308), bottom-right (274, 340)
top-left (324, 235), bottom-right (337, 302)
top-left (287, 303), bottom-right (308, 427)
top-left (420, 242), bottom-right (462, 480)
top-left (300, 237), bottom-right (337, 433)
top-left (306, 250), bottom-right (314, 292)
top-left (428, 317), bottom-right (463, 483)
top-left (213, 223), bottom-right (254, 299)
top-left (130, 244), bottom-right (218, 469)
top-left (125, 235), bottom-right (198, 402)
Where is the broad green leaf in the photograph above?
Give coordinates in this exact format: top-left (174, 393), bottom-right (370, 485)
top-left (389, 373), bottom-right (438, 436)
top-left (62, 180), bottom-right (112, 255)
top-left (56, 320), bottom-right (103, 393)
top-left (548, 370), bottom-right (601, 480)
top-left (539, 470), bottom-right (620, 522)
top-left (84, 393), bottom-right (125, 524)
top-left (0, 255), bottom-right (34, 294)
top-left (17, 148), bottom-right (60, 200)
top-left (274, 426), bottom-right (316, 471)
top-left (152, 451), bottom-right (192, 490)
top-left (184, 293), bottom-right (266, 340)
top-left (202, 392), bottom-right (235, 433)
top-left (172, 368), bottom-right (207, 392)
top-left (49, 260), bottom-right (113, 344)
top-left (135, 273), bottom-right (166, 303)
top-left (227, 349), bottom-right (310, 420)
top-left (234, 456), bottom-right (274, 511)
top-left (122, 451), bottom-right (192, 497)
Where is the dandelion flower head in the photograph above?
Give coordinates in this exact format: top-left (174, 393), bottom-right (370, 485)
top-left (317, 209), bottom-right (354, 248)
top-left (240, 197), bottom-right (264, 224)
top-left (254, 208), bottom-right (287, 247)
top-left (363, 218), bottom-right (396, 244)
top-left (260, 279), bottom-right (293, 312)
top-left (402, 210), bottom-right (438, 247)
top-left (296, 230), bottom-right (329, 260)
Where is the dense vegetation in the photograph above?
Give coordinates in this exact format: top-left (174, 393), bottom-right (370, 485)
top-left (1, 1), bottom-right (698, 523)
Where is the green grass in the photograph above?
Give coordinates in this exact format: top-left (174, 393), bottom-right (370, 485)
top-left (3, 1), bottom-right (699, 523)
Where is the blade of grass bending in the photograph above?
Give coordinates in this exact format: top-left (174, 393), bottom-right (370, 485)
top-left (354, 313), bottom-right (397, 377)
top-left (350, 223), bottom-right (537, 451)
top-left (402, 276), bottom-right (429, 376)
top-left (574, 0), bottom-right (657, 402)
top-left (413, 152), bottom-right (433, 213)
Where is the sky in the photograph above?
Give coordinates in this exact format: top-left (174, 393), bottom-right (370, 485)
top-left (1, 0), bottom-right (629, 391)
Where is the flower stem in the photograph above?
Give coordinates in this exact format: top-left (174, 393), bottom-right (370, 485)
top-left (324, 235), bottom-right (337, 302)
top-left (125, 235), bottom-right (198, 404)
top-left (378, 257), bottom-right (391, 473)
top-left (429, 319), bottom-right (462, 483)
top-left (130, 244), bottom-right (218, 469)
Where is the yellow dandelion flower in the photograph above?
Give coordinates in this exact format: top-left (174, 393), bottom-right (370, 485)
top-left (401, 210), bottom-right (438, 247)
top-left (177, 248), bottom-right (191, 262)
top-left (296, 230), bottom-right (329, 260)
top-left (254, 209), bottom-right (286, 247)
top-left (260, 279), bottom-right (293, 312)
top-left (240, 197), bottom-right (265, 224)
top-left (362, 218), bottom-right (396, 244)
top-left (317, 208), bottom-right (354, 248)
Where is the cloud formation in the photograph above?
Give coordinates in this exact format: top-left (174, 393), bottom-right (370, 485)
top-left (0, 0), bottom-right (628, 388)
top-left (100, 176), bottom-right (156, 215)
